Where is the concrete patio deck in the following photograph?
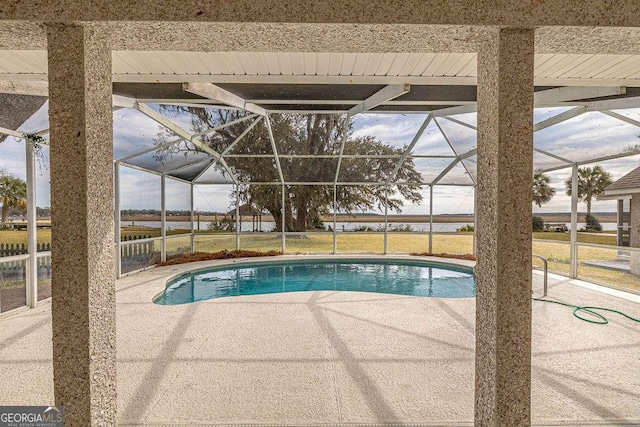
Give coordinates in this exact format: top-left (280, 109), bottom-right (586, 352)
top-left (0, 255), bottom-right (639, 426)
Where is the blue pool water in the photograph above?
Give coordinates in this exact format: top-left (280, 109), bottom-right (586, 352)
top-left (154, 259), bottom-right (476, 305)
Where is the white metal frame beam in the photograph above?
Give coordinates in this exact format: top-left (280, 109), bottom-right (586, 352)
top-left (430, 158), bottom-right (461, 186)
top-left (116, 138), bottom-right (191, 163)
top-left (146, 113), bottom-right (258, 157)
top-left (433, 117), bottom-right (476, 185)
top-left (590, 95), bottom-right (640, 111)
top-left (0, 126), bottom-right (25, 139)
top-left (112, 95), bottom-right (136, 109)
top-left (161, 157), bottom-right (214, 175)
top-left (385, 114), bottom-right (433, 185)
top-left (238, 180), bottom-right (475, 186)
top-left (190, 115), bottom-right (264, 183)
top-left (534, 106), bottom-right (587, 132)
top-left (600, 110), bottom-right (640, 127)
top-left (534, 86), bottom-right (626, 105)
top-left (264, 114), bottom-right (285, 184)
top-left (248, 99), bottom-right (474, 106)
top-left (134, 101), bottom-right (239, 184)
top-left (347, 84), bottom-right (410, 116)
top-left (333, 116), bottom-right (351, 186)
top-left (538, 149), bottom-right (640, 173)
top-left (25, 137), bottom-right (37, 307)
top-left (534, 148), bottom-right (573, 165)
top-left (432, 86), bottom-right (628, 119)
top-left (183, 82), bottom-right (266, 116)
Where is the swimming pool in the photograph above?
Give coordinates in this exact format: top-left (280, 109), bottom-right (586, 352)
top-left (154, 259), bottom-right (476, 305)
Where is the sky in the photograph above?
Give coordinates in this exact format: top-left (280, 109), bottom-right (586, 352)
top-left (1, 102), bottom-right (639, 216)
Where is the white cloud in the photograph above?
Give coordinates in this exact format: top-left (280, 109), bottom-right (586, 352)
top-left (352, 113), bottom-right (429, 148)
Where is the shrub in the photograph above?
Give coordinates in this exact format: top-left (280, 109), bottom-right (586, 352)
top-left (390, 224), bottom-right (414, 232)
top-left (311, 215), bottom-right (325, 230)
top-left (584, 214), bottom-right (602, 232)
top-left (457, 224), bottom-right (474, 232)
top-left (377, 224), bottom-right (414, 232)
top-left (158, 250), bottom-right (281, 266)
top-left (207, 216), bottom-right (235, 231)
top-left (532, 216), bottom-right (544, 231)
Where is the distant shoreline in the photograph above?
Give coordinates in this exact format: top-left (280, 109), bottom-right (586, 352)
top-left (119, 213), bottom-right (618, 224)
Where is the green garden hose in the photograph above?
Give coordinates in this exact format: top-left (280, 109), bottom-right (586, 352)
top-left (533, 297), bottom-right (640, 325)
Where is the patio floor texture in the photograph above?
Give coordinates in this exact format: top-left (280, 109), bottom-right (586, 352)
top-left (0, 256), bottom-right (639, 426)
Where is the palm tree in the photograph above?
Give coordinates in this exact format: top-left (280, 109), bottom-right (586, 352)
top-left (564, 166), bottom-right (612, 215)
top-left (532, 172), bottom-right (556, 207)
top-left (0, 174), bottom-right (27, 224)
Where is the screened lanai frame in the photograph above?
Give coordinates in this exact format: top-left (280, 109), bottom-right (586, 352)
top-left (2, 83), bottom-right (640, 298)
top-left (107, 85), bottom-right (640, 274)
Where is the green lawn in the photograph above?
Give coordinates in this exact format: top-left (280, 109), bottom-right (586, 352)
top-left (190, 232), bottom-right (475, 255)
top-left (1, 228), bottom-right (614, 246)
top-left (0, 227), bottom-right (188, 247)
top-left (2, 228), bottom-right (638, 293)
top-left (532, 231), bottom-right (616, 245)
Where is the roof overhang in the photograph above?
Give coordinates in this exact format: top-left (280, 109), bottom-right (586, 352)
top-left (601, 188), bottom-right (640, 200)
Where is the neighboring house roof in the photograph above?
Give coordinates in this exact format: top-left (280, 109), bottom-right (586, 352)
top-left (0, 94), bottom-right (47, 143)
top-left (226, 203), bottom-right (263, 217)
top-left (603, 166), bottom-right (640, 198)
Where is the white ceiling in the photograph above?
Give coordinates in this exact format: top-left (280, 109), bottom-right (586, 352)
top-left (3, 51), bottom-right (640, 86)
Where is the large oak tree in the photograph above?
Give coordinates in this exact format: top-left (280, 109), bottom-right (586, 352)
top-left (158, 108), bottom-right (423, 231)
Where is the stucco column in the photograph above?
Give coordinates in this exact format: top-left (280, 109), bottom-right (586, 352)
top-left (475, 28), bottom-right (534, 426)
top-left (47, 24), bottom-right (116, 426)
top-left (630, 195), bottom-right (640, 275)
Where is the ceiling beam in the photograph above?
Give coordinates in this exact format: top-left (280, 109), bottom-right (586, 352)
top-left (112, 95), bottom-right (136, 109)
top-left (431, 104), bottom-right (478, 117)
top-left (183, 82), bottom-right (266, 116)
top-left (247, 99), bottom-right (474, 106)
top-left (0, 80), bottom-right (48, 96)
top-left (589, 95), bottom-right (640, 111)
top-left (432, 86), bottom-right (627, 119)
top-left (534, 86), bottom-right (626, 104)
top-left (151, 101), bottom-right (245, 110)
top-left (108, 73), bottom-right (640, 87)
top-left (347, 84), bottom-right (410, 116)
top-left (7, 71), bottom-right (640, 88)
top-left (239, 181), bottom-right (474, 187)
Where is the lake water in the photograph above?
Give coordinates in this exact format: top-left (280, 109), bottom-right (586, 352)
top-left (124, 220), bottom-right (617, 233)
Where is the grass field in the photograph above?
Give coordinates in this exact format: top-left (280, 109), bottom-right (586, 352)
top-left (0, 228), bottom-right (616, 247)
top-left (0, 227), bottom-right (189, 247)
top-left (2, 228), bottom-right (638, 293)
